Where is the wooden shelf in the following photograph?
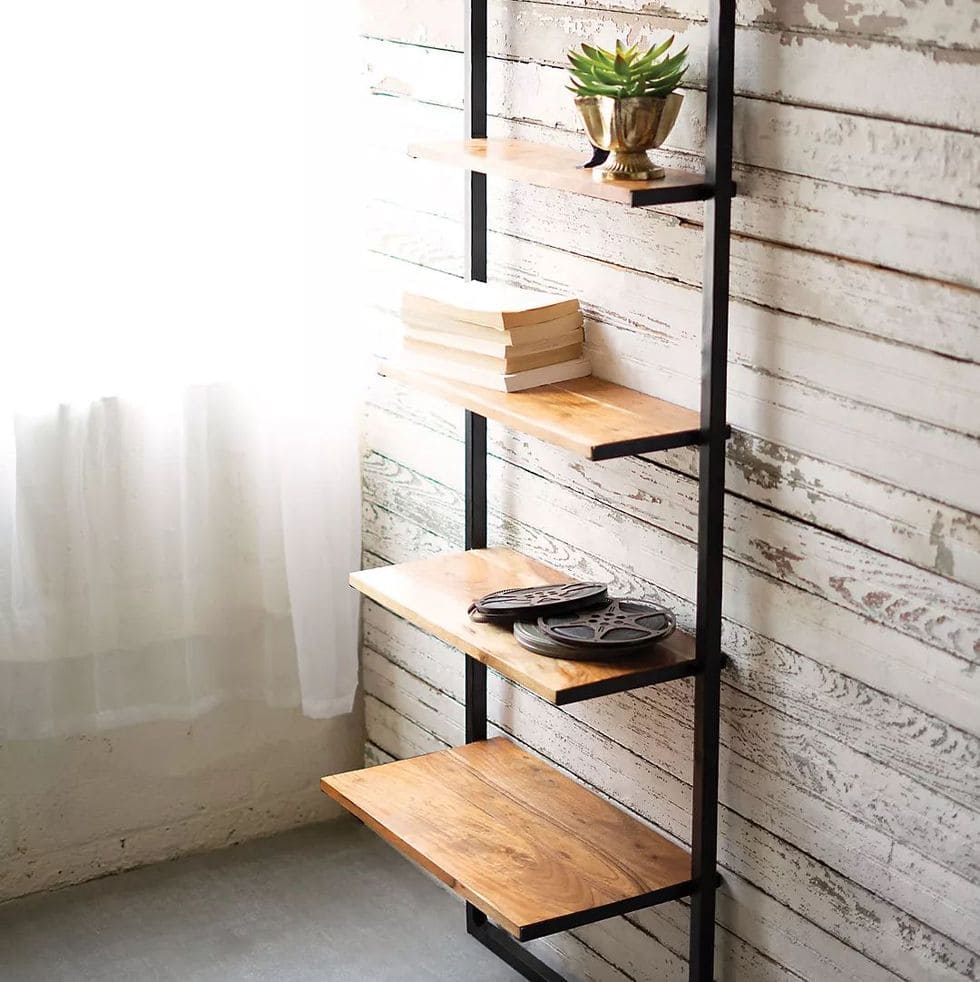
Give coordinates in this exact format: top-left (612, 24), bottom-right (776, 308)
top-left (409, 138), bottom-right (715, 207)
top-left (351, 547), bottom-right (697, 704)
top-left (385, 365), bottom-right (706, 461)
top-left (322, 737), bottom-right (692, 940)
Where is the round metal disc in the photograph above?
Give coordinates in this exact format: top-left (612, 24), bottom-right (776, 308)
top-left (513, 620), bottom-right (629, 662)
top-left (469, 581), bottom-right (608, 624)
top-left (538, 598), bottom-right (676, 649)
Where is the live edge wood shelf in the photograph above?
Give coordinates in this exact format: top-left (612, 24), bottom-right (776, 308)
top-left (350, 547), bottom-right (698, 704)
top-left (385, 364), bottom-right (715, 460)
top-left (409, 138), bottom-right (722, 207)
top-left (322, 738), bottom-right (693, 941)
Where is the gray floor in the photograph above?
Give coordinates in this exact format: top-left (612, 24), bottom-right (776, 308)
top-left (0, 819), bottom-right (523, 981)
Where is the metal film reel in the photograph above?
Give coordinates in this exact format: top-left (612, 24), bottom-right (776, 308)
top-left (512, 620), bottom-right (625, 662)
top-left (468, 581), bottom-right (608, 624)
top-left (538, 598), bottom-right (676, 649)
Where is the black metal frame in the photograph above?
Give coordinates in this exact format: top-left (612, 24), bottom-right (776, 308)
top-left (588, 421), bottom-right (732, 462)
top-left (460, 0), bottom-right (734, 978)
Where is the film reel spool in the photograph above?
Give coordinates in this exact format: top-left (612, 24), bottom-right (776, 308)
top-left (468, 581), bottom-right (608, 624)
top-left (538, 598), bottom-right (676, 649)
top-left (513, 619), bottom-right (628, 662)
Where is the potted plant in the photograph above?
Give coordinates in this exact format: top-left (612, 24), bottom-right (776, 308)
top-left (567, 36), bottom-right (688, 182)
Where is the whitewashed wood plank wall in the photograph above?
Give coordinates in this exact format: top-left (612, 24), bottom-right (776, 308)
top-left (356, 1), bottom-right (980, 978)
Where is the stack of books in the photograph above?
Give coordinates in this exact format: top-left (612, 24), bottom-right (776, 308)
top-left (398, 281), bottom-right (591, 392)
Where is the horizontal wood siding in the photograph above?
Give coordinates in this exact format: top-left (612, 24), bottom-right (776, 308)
top-left (359, 1), bottom-right (980, 979)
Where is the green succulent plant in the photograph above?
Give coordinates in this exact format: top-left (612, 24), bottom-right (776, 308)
top-left (567, 36), bottom-right (688, 100)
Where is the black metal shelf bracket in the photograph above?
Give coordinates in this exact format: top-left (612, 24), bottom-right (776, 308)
top-left (459, 0), bottom-right (734, 978)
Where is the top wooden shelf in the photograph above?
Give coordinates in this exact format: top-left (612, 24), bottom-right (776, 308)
top-left (409, 138), bottom-right (714, 207)
top-left (386, 364), bottom-right (705, 460)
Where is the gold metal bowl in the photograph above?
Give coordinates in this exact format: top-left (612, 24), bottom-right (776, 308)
top-left (574, 93), bottom-right (683, 182)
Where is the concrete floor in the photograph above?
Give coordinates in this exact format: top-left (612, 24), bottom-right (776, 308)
top-left (0, 819), bottom-right (523, 981)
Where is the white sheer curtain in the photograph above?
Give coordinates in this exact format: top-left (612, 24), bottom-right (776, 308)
top-left (0, 1), bottom-right (363, 739)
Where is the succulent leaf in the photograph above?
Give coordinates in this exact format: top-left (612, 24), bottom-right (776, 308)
top-left (567, 34), bottom-right (688, 101)
top-left (633, 35), bottom-right (675, 69)
top-left (581, 43), bottom-right (614, 67)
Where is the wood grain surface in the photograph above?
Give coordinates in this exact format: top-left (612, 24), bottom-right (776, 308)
top-left (384, 364), bottom-right (703, 459)
top-left (321, 736), bottom-right (692, 939)
top-left (409, 137), bottom-right (711, 207)
top-left (350, 547), bottom-right (697, 703)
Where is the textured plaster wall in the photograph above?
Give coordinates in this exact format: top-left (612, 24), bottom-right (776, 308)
top-left (0, 701), bottom-right (363, 902)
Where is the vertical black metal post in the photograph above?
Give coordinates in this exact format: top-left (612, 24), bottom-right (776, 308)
top-left (464, 0), bottom-right (489, 939)
top-left (689, 0), bottom-right (735, 978)
top-left (463, 0), bottom-right (488, 738)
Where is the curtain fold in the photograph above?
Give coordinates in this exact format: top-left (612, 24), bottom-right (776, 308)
top-left (1, 384), bottom-right (359, 740)
top-left (0, 0), bottom-right (363, 739)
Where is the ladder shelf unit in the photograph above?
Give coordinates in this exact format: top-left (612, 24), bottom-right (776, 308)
top-left (323, 1), bottom-right (734, 978)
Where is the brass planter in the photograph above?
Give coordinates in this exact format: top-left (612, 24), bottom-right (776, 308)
top-left (574, 93), bottom-right (683, 182)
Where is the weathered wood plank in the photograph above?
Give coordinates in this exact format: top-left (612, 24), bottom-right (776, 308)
top-left (363, 740), bottom-right (394, 768)
top-left (366, 382), bottom-right (980, 799)
top-left (367, 381), bottom-right (980, 802)
top-left (363, 453), bottom-right (980, 829)
top-left (534, 0), bottom-right (979, 50)
top-left (373, 358), bottom-right (980, 597)
top-left (365, 609), bottom-right (980, 954)
top-left (363, 0), bottom-right (980, 130)
top-left (362, 99), bottom-right (980, 361)
top-left (368, 95), bottom-right (980, 305)
top-left (362, 0), bottom-right (980, 61)
top-left (366, 387), bottom-right (980, 669)
top-left (362, 35), bottom-right (980, 212)
top-left (363, 479), bottom-right (980, 930)
top-left (661, 437), bottom-right (980, 594)
top-left (365, 232), bottom-right (980, 514)
top-left (361, 427), bottom-right (980, 735)
top-left (362, 697), bottom-right (876, 982)
top-left (361, 483), bottom-right (980, 894)
top-left (368, 215), bottom-right (980, 444)
top-left (364, 643), bottom-right (977, 981)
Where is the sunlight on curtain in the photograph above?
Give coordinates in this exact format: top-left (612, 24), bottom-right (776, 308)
top-left (0, 1), bottom-right (364, 738)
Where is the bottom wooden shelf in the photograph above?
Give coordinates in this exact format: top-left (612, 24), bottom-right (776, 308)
top-left (322, 737), bottom-right (693, 941)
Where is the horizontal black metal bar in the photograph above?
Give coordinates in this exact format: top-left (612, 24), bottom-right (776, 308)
top-left (517, 878), bottom-right (699, 941)
top-left (589, 423), bottom-right (733, 461)
top-left (471, 921), bottom-right (566, 982)
top-left (471, 880), bottom-right (705, 977)
top-left (590, 428), bottom-right (703, 461)
top-left (630, 180), bottom-right (736, 208)
top-left (631, 182), bottom-right (714, 207)
top-left (553, 657), bottom-right (700, 705)
top-left (469, 877), bottom-right (711, 980)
